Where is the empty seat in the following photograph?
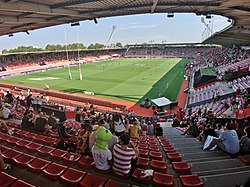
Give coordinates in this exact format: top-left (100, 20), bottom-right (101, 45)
top-left (43, 163), bottom-right (68, 181)
top-left (38, 146), bottom-right (55, 157)
top-left (0, 144), bottom-right (11, 153)
top-left (239, 155), bottom-right (250, 165)
top-left (13, 153), bottom-right (36, 168)
top-left (0, 133), bottom-right (12, 143)
top-left (136, 157), bottom-right (150, 169)
top-left (79, 173), bottom-right (107, 187)
top-left (78, 157), bottom-right (94, 169)
top-left (161, 142), bottom-right (172, 147)
top-left (2, 149), bottom-right (22, 163)
top-left (50, 149), bottom-right (67, 160)
top-left (10, 179), bottom-right (35, 187)
top-left (138, 144), bottom-right (148, 150)
top-left (24, 132), bottom-right (38, 140)
top-left (34, 135), bottom-right (47, 143)
top-left (149, 151), bottom-right (163, 160)
top-left (132, 168), bottom-right (151, 184)
top-left (179, 174), bottom-right (204, 187)
top-left (139, 149), bottom-right (149, 158)
top-left (15, 130), bottom-right (29, 138)
top-left (151, 159), bottom-right (167, 173)
top-left (43, 137), bottom-right (57, 146)
top-left (63, 152), bottom-right (81, 164)
top-left (149, 146), bottom-right (160, 152)
top-left (166, 152), bottom-right (182, 162)
top-left (172, 162), bottom-right (190, 173)
top-left (104, 179), bottom-right (130, 187)
top-left (60, 168), bottom-right (86, 187)
top-left (6, 137), bottom-right (22, 145)
top-left (27, 158), bottom-right (51, 174)
top-left (25, 143), bottom-right (43, 152)
top-left (153, 172), bottom-right (173, 187)
top-left (163, 147), bottom-right (176, 153)
top-left (0, 172), bottom-right (17, 187)
top-left (15, 140), bottom-right (32, 149)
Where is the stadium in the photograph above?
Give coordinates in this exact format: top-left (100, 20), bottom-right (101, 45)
top-left (0, 0), bottom-right (250, 187)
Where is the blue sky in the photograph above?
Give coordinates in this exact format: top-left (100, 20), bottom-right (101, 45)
top-left (0, 13), bottom-right (231, 51)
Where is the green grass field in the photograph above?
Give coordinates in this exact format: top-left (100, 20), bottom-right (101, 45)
top-left (1, 58), bottom-right (188, 103)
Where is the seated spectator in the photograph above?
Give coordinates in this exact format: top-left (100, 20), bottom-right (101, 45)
top-left (215, 123), bottom-right (224, 137)
top-left (108, 128), bottom-right (118, 152)
top-left (202, 125), bottom-right (216, 142)
top-left (0, 150), bottom-right (11, 172)
top-left (155, 123), bottom-right (163, 136)
top-left (5, 90), bottom-right (14, 104)
top-left (89, 124), bottom-right (99, 150)
top-left (77, 123), bottom-right (92, 156)
top-left (181, 121), bottom-right (199, 138)
top-left (47, 112), bottom-right (58, 129)
top-left (1, 103), bottom-right (15, 119)
top-left (112, 133), bottom-right (139, 177)
top-left (58, 118), bottom-right (73, 138)
top-left (75, 110), bottom-right (82, 122)
top-left (21, 110), bottom-right (35, 129)
top-left (92, 126), bottom-right (112, 172)
top-left (34, 112), bottom-right (50, 133)
top-left (204, 123), bottom-right (239, 154)
top-left (0, 120), bottom-right (13, 135)
top-left (146, 122), bottom-right (154, 135)
top-left (240, 126), bottom-right (250, 154)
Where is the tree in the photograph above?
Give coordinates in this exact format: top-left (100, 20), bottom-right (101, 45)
top-left (115, 42), bottom-right (123, 48)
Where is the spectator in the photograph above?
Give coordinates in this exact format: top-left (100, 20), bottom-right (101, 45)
top-left (146, 122), bottom-right (154, 135)
top-left (215, 123), bottom-right (224, 137)
top-left (5, 90), bottom-right (14, 104)
top-left (47, 112), bottom-right (58, 129)
top-left (130, 121), bottom-right (141, 139)
top-left (113, 113), bottom-right (126, 136)
top-left (112, 133), bottom-right (139, 177)
top-left (21, 110), bottom-right (35, 129)
top-left (2, 103), bottom-right (15, 119)
top-left (181, 121), bottom-right (199, 138)
top-left (58, 118), bottom-right (73, 138)
top-left (34, 112), bottom-right (50, 133)
top-left (77, 123), bottom-right (92, 156)
top-left (155, 123), bottom-right (163, 136)
top-left (240, 126), bottom-right (250, 154)
top-left (204, 123), bottom-right (239, 154)
top-left (92, 126), bottom-right (112, 172)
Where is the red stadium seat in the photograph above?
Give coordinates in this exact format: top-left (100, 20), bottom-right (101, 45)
top-left (79, 173), bottom-right (107, 187)
top-left (149, 146), bottom-right (160, 152)
top-left (179, 174), bottom-right (204, 187)
top-left (138, 144), bottom-right (148, 150)
top-left (149, 151), bottom-right (163, 160)
top-left (239, 155), bottom-right (250, 165)
top-left (151, 159), bottom-right (167, 173)
top-left (13, 153), bottom-right (36, 168)
top-left (172, 162), bottom-right (190, 173)
top-left (163, 147), bottom-right (176, 153)
top-left (136, 157), bottom-right (150, 169)
top-left (10, 179), bottom-right (35, 187)
top-left (0, 172), bottom-right (17, 187)
top-left (43, 137), bottom-right (57, 146)
top-left (132, 168), bottom-right (151, 184)
top-left (153, 172), bottom-right (174, 187)
top-left (43, 163), bottom-right (68, 181)
top-left (60, 168), bottom-right (86, 187)
top-left (2, 149), bottom-right (22, 163)
top-left (50, 149), bottom-right (67, 160)
top-left (0, 144), bottom-right (11, 153)
top-left (6, 136), bottom-right (22, 146)
top-left (38, 146), bottom-right (55, 157)
top-left (34, 135), bottom-right (47, 143)
top-left (63, 152), bottom-right (81, 164)
top-left (25, 142), bottom-right (43, 152)
top-left (166, 152), bottom-right (182, 162)
top-left (139, 149), bottom-right (149, 158)
top-left (15, 140), bottom-right (32, 149)
top-left (24, 132), bottom-right (38, 140)
top-left (104, 179), bottom-right (130, 187)
top-left (78, 157), bottom-right (94, 169)
top-left (27, 158), bottom-right (51, 174)
top-left (15, 130), bottom-right (29, 138)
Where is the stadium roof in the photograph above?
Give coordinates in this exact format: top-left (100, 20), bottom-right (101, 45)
top-left (0, 0), bottom-right (249, 46)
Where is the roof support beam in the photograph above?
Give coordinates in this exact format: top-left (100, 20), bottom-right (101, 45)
top-left (151, 0), bottom-right (159, 14)
top-left (0, 1), bottom-right (81, 17)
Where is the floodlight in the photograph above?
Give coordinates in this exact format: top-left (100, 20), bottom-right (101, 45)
top-left (167, 13), bottom-right (174, 18)
top-left (71, 22), bottom-right (80, 27)
top-left (206, 14), bottom-right (212, 19)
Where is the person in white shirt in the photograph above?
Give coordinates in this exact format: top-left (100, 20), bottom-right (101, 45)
top-left (2, 104), bottom-right (14, 119)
